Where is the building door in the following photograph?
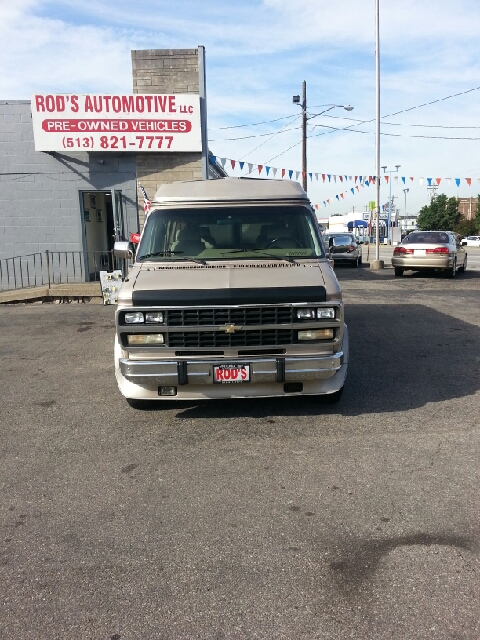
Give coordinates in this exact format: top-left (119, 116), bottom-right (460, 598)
top-left (81, 191), bottom-right (113, 280)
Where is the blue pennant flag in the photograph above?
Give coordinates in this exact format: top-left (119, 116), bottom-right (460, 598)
top-left (266, 166), bottom-right (270, 176)
top-left (427, 178), bottom-right (432, 186)
top-left (288, 170), bottom-right (293, 179)
top-left (327, 174), bottom-right (331, 182)
top-left (209, 155), bottom-right (216, 165)
top-left (309, 173), bottom-right (312, 181)
top-left (351, 188), bottom-right (354, 194)
top-left (336, 195), bottom-right (339, 200)
top-left (402, 176), bottom-right (406, 184)
top-left (239, 161), bottom-right (244, 170)
top-left (365, 180), bottom-right (369, 187)
top-left (455, 178), bottom-right (460, 187)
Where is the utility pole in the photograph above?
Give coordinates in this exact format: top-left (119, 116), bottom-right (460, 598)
top-left (301, 81), bottom-right (307, 191)
top-left (427, 184), bottom-right (438, 201)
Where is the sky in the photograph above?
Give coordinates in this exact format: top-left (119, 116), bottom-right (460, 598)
top-left (2, 0), bottom-right (480, 218)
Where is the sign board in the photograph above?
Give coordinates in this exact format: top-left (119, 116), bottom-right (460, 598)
top-left (31, 93), bottom-right (202, 152)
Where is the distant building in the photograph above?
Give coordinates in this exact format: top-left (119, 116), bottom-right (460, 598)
top-left (457, 197), bottom-right (478, 220)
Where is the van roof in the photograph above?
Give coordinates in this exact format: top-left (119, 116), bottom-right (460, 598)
top-left (152, 177), bottom-right (310, 205)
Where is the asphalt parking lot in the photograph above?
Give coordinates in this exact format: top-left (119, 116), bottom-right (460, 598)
top-left (1, 262), bottom-right (479, 639)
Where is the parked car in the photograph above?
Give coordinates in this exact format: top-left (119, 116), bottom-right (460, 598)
top-left (461, 235), bottom-right (480, 247)
top-left (324, 232), bottom-right (363, 267)
top-left (392, 230), bottom-right (467, 278)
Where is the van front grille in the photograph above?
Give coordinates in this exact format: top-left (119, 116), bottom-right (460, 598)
top-left (166, 306), bottom-right (294, 327)
top-left (167, 329), bottom-right (295, 348)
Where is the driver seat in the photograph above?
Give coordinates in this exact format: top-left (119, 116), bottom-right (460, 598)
top-left (256, 224), bottom-right (291, 248)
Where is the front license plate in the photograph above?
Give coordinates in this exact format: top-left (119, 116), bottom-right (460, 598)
top-left (213, 363), bottom-right (250, 383)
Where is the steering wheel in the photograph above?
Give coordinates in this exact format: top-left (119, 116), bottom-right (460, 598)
top-left (266, 237), bottom-right (303, 249)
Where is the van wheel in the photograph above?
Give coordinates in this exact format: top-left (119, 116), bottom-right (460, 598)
top-left (394, 268), bottom-right (404, 277)
top-left (322, 386), bottom-right (344, 403)
top-left (126, 398), bottom-right (152, 410)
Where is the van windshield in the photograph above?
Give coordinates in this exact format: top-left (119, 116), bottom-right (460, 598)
top-left (136, 205), bottom-right (325, 261)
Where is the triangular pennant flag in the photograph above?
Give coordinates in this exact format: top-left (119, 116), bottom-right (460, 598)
top-left (455, 178), bottom-right (460, 187)
top-left (322, 174), bottom-right (326, 182)
top-left (230, 159), bottom-right (236, 170)
top-left (365, 180), bottom-right (369, 187)
top-left (384, 176), bottom-right (389, 184)
top-left (327, 199), bottom-right (330, 204)
top-left (394, 176), bottom-right (399, 182)
top-left (309, 173), bottom-right (312, 181)
top-left (401, 176), bottom-right (406, 183)
top-left (339, 176), bottom-right (343, 182)
top-left (265, 166), bottom-right (270, 176)
top-left (281, 168), bottom-right (286, 178)
top-left (340, 193), bottom-right (344, 199)
top-left (272, 168), bottom-right (277, 177)
top-left (466, 178), bottom-right (472, 186)
top-left (410, 177), bottom-right (414, 182)
top-left (348, 176), bottom-right (351, 181)
top-left (315, 173), bottom-right (319, 181)
top-left (355, 186), bottom-right (359, 192)
top-left (315, 204), bottom-right (318, 210)
top-left (248, 163), bottom-right (253, 174)
top-left (239, 161), bottom-right (244, 171)
top-left (336, 195), bottom-right (339, 200)
top-left (351, 188), bottom-right (354, 194)
top-left (258, 165), bottom-right (263, 174)
top-left (419, 178), bottom-right (424, 186)
top-left (355, 176), bottom-right (358, 183)
top-left (446, 178), bottom-right (451, 186)
top-left (210, 155), bottom-right (216, 165)
top-left (296, 171), bottom-right (300, 180)
top-left (333, 175), bottom-right (337, 183)
top-left (220, 158), bottom-right (226, 168)
top-left (427, 178), bottom-right (432, 186)
top-left (359, 176), bottom-right (363, 183)
top-left (372, 177), bottom-right (376, 184)
top-left (289, 170), bottom-right (293, 179)
top-left (436, 178), bottom-right (441, 185)
top-left (327, 174), bottom-right (331, 182)
top-left (323, 201), bottom-right (326, 206)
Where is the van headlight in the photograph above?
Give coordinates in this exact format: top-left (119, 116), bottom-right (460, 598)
top-left (317, 308), bottom-right (335, 319)
top-left (127, 334), bottom-right (165, 345)
top-left (296, 309), bottom-right (316, 319)
top-left (145, 312), bottom-right (164, 323)
top-left (125, 312), bottom-right (144, 324)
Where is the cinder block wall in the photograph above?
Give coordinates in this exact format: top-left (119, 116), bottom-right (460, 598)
top-left (132, 49), bottom-right (202, 228)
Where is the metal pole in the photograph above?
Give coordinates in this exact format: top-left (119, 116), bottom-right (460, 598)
top-left (388, 173), bottom-right (392, 243)
top-left (375, 0), bottom-right (381, 260)
top-left (198, 45), bottom-right (209, 180)
top-left (302, 80), bottom-right (307, 192)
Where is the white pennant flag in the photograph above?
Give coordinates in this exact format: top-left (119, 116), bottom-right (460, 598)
top-left (272, 167), bottom-right (277, 177)
top-left (333, 175), bottom-right (337, 183)
top-left (349, 176), bottom-right (352, 181)
top-left (296, 171), bottom-right (300, 180)
top-left (248, 163), bottom-right (253, 174)
top-left (220, 157), bottom-right (226, 168)
top-left (419, 178), bottom-right (424, 185)
top-left (446, 178), bottom-right (451, 186)
top-left (394, 176), bottom-right (398, 182)
top-left (315, 173), bottom-right (319, 181)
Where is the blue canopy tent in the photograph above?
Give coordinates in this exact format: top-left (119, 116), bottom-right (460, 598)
top-left (347, 220), bottom-right (368, 229)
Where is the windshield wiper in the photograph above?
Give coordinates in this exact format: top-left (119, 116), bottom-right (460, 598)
top-left (220, 249), bottom-right (297, 263)
top-left (138, 251), bottom-right (207, 265)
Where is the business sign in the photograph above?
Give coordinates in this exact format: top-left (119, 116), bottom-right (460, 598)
top-left (30, 93), bottom-right (202, 152)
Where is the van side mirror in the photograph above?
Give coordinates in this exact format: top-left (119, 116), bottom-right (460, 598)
top-left (114, 241), bottom-right (134, 259)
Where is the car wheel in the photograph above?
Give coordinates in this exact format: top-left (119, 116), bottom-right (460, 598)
top-left (446, 259), bottom-right (456, 278)
top-left (458, 255), bottom-right (467, 272)
top-left (394, 267), bottom-right (404, 277)
top-left (322, 386), bottom-right (344, 403)
top-left (353, 257), bottom-right (359, 267)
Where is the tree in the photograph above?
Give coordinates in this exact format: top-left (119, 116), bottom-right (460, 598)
top-left (417, 194), bottom-right (460, 231)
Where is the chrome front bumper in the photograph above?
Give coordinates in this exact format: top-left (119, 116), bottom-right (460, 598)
top-left (119, 353), bottom-right (344, 386)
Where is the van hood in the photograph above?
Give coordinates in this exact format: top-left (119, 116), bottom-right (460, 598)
top-left (118, 260), bottom-right (336, 306)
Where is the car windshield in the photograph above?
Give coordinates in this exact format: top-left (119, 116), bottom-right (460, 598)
top-left (136, 205), bottom-right (325, 261)
top-left (327, 234), bottom-right (354, 245)
top-left (404, 232), bottom-right (450, 244)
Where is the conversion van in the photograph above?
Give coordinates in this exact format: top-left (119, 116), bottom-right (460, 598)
top-left (114, 178), bottom-right (348, 407)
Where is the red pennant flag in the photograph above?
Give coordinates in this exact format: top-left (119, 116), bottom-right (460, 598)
top-left (385, 176), bottom-right (389, 183)
top-left (231, 160), bottom-right (236, 170)
top-left (340, 193), bottom-right (344, 199)
top-left (339, 176), bottom-right (343, 182)
top-left (326, 199), bottom-right (330, 204)
top-left (258, 165), bottom-right (263, 174)
top-left (410, 177), bottom-right (414, 182)
top-left (322, 174), bottom-right (326, 182)
top-left (355, 176), bottom-right (358, 183)
top-left (281, 168), bottom-right (286, 178)
top-left (436, 177), bottom-right (441, 185)
top-left (315, 204), bottom-right (319, 210)
top-left (356, 186), bottom-right (359, 191)
top-left (466, 178), bottom-right (472, 186)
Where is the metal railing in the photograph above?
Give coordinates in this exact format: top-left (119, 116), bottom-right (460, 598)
top-left (0, 250), bottom-right (118, 292)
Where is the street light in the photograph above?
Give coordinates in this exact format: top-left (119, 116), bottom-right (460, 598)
top-left (382, 164), bottom-right (400, 243)
top-left (293, 80), bottom-right (353, 192)
top-left (402, 188), bottom-right (409, 235)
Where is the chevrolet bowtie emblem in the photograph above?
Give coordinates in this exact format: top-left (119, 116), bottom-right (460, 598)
top-left (222, 324), bottom-right (241, 334)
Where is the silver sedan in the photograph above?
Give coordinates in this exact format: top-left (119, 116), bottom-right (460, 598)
top-left (392, 230), bottom-right (467, 277)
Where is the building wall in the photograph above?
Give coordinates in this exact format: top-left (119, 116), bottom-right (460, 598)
top-left (457, 197), bottom-right (478, 220)
top-left (0, 101), bottom-right (138, 260)
top-left (132, 49), bottom-right (203, 228)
